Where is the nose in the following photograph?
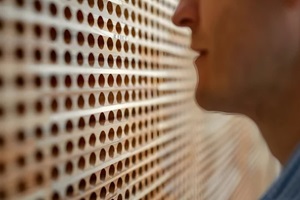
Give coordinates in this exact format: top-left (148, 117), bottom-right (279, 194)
top-left (172, 0), bottom-right (198, 30)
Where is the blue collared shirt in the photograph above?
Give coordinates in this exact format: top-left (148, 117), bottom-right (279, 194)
top-left (261, 145), bottom-right (300, 200)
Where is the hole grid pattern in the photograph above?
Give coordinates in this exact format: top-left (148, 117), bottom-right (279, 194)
top-left (0, 0), bottom-right (280, 200)
top-left (0, 0), bottom-right (197, 199)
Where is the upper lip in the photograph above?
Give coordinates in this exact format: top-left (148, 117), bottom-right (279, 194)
top-left (191, 46), bottom-right (208, 56)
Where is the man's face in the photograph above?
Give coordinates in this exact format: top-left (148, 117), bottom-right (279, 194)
top-left (173, 0), bottom-right (300, 114)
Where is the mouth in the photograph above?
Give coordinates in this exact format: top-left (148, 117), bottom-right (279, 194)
top-left (193, 49), bottom-right (209, 65)
top-left (195, 49), bottom-right (208, 57)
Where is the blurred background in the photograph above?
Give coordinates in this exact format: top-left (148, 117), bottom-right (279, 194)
top-left (0, 0), bottom-right (280, 199)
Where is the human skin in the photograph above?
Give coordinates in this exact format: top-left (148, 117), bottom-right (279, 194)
top-left (172, 0), bottom-right (300, 165)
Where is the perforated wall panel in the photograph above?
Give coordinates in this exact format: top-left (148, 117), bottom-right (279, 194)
top-left (0, 0), bottom-right (279, 200)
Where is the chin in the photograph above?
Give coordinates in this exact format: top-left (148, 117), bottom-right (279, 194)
top-left (195, 88), bottom-right (238, 114)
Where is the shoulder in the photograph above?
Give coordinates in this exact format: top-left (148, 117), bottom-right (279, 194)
top-left (261, 145), bottom-right (300, 200)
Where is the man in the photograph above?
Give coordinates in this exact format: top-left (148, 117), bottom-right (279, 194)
top-left (172, 0), bottom-right (300, 199)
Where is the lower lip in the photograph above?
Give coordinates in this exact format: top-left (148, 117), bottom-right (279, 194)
top-left (195, 54), bottom-right (208, 66)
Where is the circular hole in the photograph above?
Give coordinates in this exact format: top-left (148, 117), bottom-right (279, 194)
top-left (15, 47), bottom-right (25, 60)
top-left (107, 38), bottom-right (113, 50)
top-left (107, 19), bottom-right (113, 32)
top-left (99, 131), bottom-right (106, 143)
top-left (116, 5), bottom-right (122, 17)
top-left (124, 75), bottom-right (129, 86)
top-left (77, 10), bottom-right (84, 23)
top-left (116, 110), bottom-right (122, 121)
top-left (108, 111), bottom-right (114, 123)
top-left (107, 55), bottom-right (114, 68)
top-left (123, 42), bottom-right (129, 52)
top-left (66, 185), bottom-right (74, 197)
top-left (51, 99), bottom-right (58, 112)
top-left (124, 58), bottom-right (129, 68)
top-left (117, 178), bottom-right (123, 188)
top-left (35, 173), bottom-right (44, 186)
top-left (124, 25), bottom-right (129, 36)
top-left (116, 75), bottom-right (122, 86)
top-left (77, 32), bottom-right (84, 45)
top-left (108, 74), bottom-right (114, 86)
top-left (117, 143), bottom-right (122, 154)
top-left (117, 126), bottom-right (122, 138)
top-left (64, 51), bottom-right (71, 64)
top-left (33, 24), bottom-right (42, 38)
top-left (15, 21), bottom-right (25, 34)
top-left (51, 145), bottom-right (59, 157)
top-left (49, 3), bottom-right (57, 16)
top-left (64, 6), bottom-right (72, 20)
top-left (88, 75), bottom-right (95, 87)
top-left (16, 155), bottom-right (26, 167)
top-left (125, 174), bottom-right (130, 184)
top-left (77, 52), bottom-right (84, 65)
top-left (88, 13), bottom-right (95, 26)
top-left (108, 146), bottom-right (115, 158)
top-left (49, 27), bottom-right (57, 41)
top-left (116, 22), bottom-right (122, 34)
top-left (66, 141), bottom-right (73, 153)
top-left (98, 74), bottom-right (105, 87)
top-left (116, 92), bottom-right (122, 103)
top-left (51, 166), bottom-right (59, 180)
top-left (65, 161), bottom-right (73, 174)
top-left (124, 91), bottom-right (129, 102)
top-left (78, 156), bottom-right (85, 169)
top-left (98, 0), bottom-right (104, 10)
top-left (99, 113), bottom-right (106, 125)
top-left (88, 0), bottom-right (94, 7)
top-left (98, 53), bottom-right (105, 67)
top-left (99, 92), bottom-right (105, 105)
top-left (109, 182), bottom-right (115, 193)
top-left (35, 149), bottom-right (44, 162)
top-left (78, 137), bottom-right (86, 149)
top-left (109, 165), bottom-right (115, 176)
top-left (64, 29), bottom-right (72, 44)
top-left (88, 53), bottom-right (95, 66)
top-left (89, 94), bottom-right (96, 107)
top-left (90, 192), bottom-right (97, 200)
top-left (124, 9), bottom-right (129, 19)
top-left (108, 92), bottom-right (114, 104)
top-left (125, 158), bottom-right (130, 168)
top-left (108, 128), bottom-right (114, 141)
top-left (15, 75), bottom-right (25, 88)
top-left (15, 102), bottom-right (26, 116)
top-left (97, 16), bottom-right (104, 28)
top-left (124, 140), bottom-right (129, 151)
top-left (131, 44), bottom-right (136, 53)
top-left (78, 95), bottom-right (85, 108)
top-left (33, 0), bottom-right (42, 12)
top-left (99, 149), bottom-right (106, 161)
top-left (98, 36), bottom-right (104, 49)
top-left (116, 56), bottom-right (122, 68)
top-left (89, 152), bottom-right (96, 165)
top-left (77, 75), bottom-right (84, 88)
top-left (100, 187), bottom-right (107, 199)
top-left (89, 134), bottom-right (96, 146)
top-left (131, 59), bottom-right (136, 69)
top-left (79, 179), bottom-right (86, 191)
top-left (78, 117), bottom-right (85, 130)
top-left (107, 1), bottom-right (113, 14)
top-left (100, 169), bottom-right (106, 181)
top-left (90, 173), bottom-right (97, 185)
top-left (17, 180), bottom-right (26, 193)
top-left (64, 75), bottom-right (72, 88)
top-left (88, 34), bottom-right (95, 47)
top-left (89, 114), bottom-right (96, 127)
top-left (116, 40), bottom-right (122, 52)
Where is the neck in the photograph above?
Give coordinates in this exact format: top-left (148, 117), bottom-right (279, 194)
top-left (248, 84), bottom-right (300, 166)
